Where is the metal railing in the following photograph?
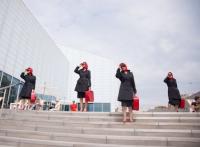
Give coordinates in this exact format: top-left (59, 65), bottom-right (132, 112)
top-left (0, 82), bottom-right (22, 110)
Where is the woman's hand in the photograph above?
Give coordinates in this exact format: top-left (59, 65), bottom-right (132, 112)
top-left (79, 64), bottom-right (83, 69)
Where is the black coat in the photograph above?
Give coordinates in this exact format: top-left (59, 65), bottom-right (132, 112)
top-left (74, 66), bottom-right (91, 92)
top-left (19, 72), bottom-right (36, 99)
top-left (116, 68), bottom-right (137, 101)
top-left (164, 77), bottom-right (181, 105)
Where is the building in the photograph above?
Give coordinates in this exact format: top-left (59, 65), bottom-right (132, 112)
top-left (0, 0), bottom-right (123, 112)
top-left (0, 0), bottom-right (69, 107)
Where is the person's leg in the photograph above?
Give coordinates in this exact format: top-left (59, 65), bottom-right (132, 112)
top-left (80, 98), bottom-right (83, 111)
top-left (128, 107), bottom-right (133, 122)
top-left (24, 99), bottom-right (29, 110)
top-left (122, 106), bottom-right (127, 122)
top-left (19, 99), bottom-right (25, 110)
top-left (174, 105), bottom-right (179, 112)
top-left (84, 100), bottom-right (88, 112)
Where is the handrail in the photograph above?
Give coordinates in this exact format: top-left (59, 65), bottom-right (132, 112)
top-left (0, 82), bottom-right (23, 91)
top-left (0, 82), bottom-right (23, 110)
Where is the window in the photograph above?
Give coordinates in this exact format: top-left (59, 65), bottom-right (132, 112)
top-left (94, 103), bottom-right (102, 112)
top-left (0, 72), bottom-right (12, 108)
top-left (103, 103), bottom-right (111, 112)
top-left (0, 71), bottom-right (3, 97)
top-left (87, 103), bottom-right (94, 112)
top-left (9, 77), bottom-right (21, 104)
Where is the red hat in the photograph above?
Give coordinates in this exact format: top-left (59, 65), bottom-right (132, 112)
top-left (26, 67), bottom-right (33, 75)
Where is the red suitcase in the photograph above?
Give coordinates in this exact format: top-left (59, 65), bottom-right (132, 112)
top-left (179, 98), bottom-right (185, 109)
top-left (85, 90), bottom-right (94, 102)
top-left (133, 96), bottom-right (139, 111)
top-left (30, 91), bottom-right (36, 103)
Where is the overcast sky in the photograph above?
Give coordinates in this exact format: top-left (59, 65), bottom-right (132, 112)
top-left (23, 0), bottom-right (200, 107)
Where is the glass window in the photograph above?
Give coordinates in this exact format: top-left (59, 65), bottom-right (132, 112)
top-left (94, 103), bottom-right (102, 112)
top-left (0, 72), bottom-right (12, 108)
top-left (87, 103), bottom-right (94, 112)
top-left (61, 104), bottom-right (69, 111)
top-left (9, 77), bottom-right (21, 104)
top-left (103, 103), bottom-right (111, 112)
top-left (0, 71), bottom-right (3, 97)
top-left (0, 70), bottom-right (2, 85)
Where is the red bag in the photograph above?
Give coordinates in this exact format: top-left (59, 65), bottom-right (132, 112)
top-left (30, 91), bottom-right (36, 103)
top-left (85, 90), bottom-right (94, 102)
top-left (70, 104), bottom-right (77, 111)
top-left (179, 98), bottom-right (185, 109)
top-left (133, 96), bottom-right (139, 111)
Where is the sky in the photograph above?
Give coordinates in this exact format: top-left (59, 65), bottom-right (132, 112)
top-left (23, 0), bottom-right (200, 108)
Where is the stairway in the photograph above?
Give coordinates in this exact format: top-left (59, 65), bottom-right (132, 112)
top-left (0, 110), bottom-right (200, 147)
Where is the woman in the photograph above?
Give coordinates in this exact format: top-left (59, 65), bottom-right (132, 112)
top-left (164, 72), bottom-right (181, 111)
top-left (19, 67), bottom-right (36, 110)
top-left (74, 62), bottom-right (91, 112)
top-left (116, 63), bottom-right (137, 123)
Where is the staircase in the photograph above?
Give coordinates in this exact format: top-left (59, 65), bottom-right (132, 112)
top-left (0, 110), bottom-right (200, 147)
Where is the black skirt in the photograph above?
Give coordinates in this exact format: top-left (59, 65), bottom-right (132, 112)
top-left (77, 92), bottom-right (85, 98)
top-left (121, 100), bottom-right (133, 107)
top-left (169, 98), bottom-right (181, 106)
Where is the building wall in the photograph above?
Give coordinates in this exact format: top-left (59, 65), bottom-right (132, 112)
top-left (0, 0), bottom-right (69, 98)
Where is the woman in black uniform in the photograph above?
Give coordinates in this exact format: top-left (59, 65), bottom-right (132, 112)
top-left (19, 67), bottom-right (36, 110)
top-left (164, 72), bottom-right (181, 111)
top-left (74, 62), bottom-right (91, 112)
top-left (116, 63), bottom-right (137, 123)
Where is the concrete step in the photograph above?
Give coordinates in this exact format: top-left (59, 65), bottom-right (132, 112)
top-left (1, 118), bottom-right (200, 130)
top-left (0, 130), bottom-right (200, 147)
top-left (0, 145), bottom-right (15, 147)
top-left (1, 109), bottom-right (200, 117)
top-left (1, 110), bottom-right (200, 146)
top-left (1, 114), bottom-right (200, 123)
top-left (0, 125), bottom-right (200, 138)
top-left (0, 136), bottom-right (174, 147)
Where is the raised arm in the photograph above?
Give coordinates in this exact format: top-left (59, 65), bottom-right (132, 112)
top-left (164, 77), bottom-right (168, 83)
top-left (74, 66), bottom-right (80, 74)
top-left (20, 72), bottom-right (25, 80)
top-left (115, 68), bottom-right (122, 80)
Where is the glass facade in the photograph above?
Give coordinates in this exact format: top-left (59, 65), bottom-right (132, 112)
top-left (77, 103), bottom-right (111, 112)
top-left (0, 0), bottom-right (69, 104)
top-left (0, 71), bottom-right (23, 108)
top-left (8, 77), bottom-right (21, 105)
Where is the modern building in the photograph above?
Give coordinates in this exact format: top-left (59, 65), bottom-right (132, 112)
top-left (0, 0), bottom-right (122, 112)
top-left (0, 0), bottom-right (69, 107)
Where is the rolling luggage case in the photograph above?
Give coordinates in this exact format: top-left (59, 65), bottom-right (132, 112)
top-left (133, 96), bottom-right (139, 111)
top-left (179, 98), bottom-right (185, 109)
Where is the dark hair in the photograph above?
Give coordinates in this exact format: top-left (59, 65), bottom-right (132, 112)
top-left (194, 96), bottom-right (200, 101)
top-left (168, 72), bottom-right (173, 76)
top-left (119, 63), bottom-right (127, 68)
